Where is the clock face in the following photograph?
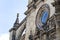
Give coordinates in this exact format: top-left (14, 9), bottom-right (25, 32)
top-left (41, 11), bottom-right (49, 24)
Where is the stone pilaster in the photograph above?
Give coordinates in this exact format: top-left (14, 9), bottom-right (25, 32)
top-left (55, 13), bottom-right (60, 40)
top-left (52, 0), bottom-right (60, 40)
top-left (9, 27), bottom-right (16, 40)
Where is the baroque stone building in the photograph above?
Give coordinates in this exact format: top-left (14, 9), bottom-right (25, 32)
top-left (9, 0), bottom-right (60, 40)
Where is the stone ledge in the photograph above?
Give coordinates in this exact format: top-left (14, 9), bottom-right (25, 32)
top-left (9, 27), bottom-right (16, 32)
top-left (24, 0), bottom-right (42, 15)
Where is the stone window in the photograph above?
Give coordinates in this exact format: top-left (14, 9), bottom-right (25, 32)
top-left (41, 10), bottom-right (49, 24)
top-left (36, 4), bottom-right (50, 30)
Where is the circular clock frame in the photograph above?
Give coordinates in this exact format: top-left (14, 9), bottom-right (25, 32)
top-left (36, 4), bottom-right (50, 30)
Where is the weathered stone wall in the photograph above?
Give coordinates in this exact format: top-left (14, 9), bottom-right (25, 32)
top-left (25, 0), bottom-right (55, 40)
top-left (28, 0), bottom-right (32, 4)
top-left (16, 21), bottom-right (26, 40)
top-left (9, 31), bottom-right (13, 40)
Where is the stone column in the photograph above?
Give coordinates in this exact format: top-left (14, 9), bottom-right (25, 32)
top-left (9, 27), bottom-right (16, 40)
top-left (52, 0), bottom-right (60, 40)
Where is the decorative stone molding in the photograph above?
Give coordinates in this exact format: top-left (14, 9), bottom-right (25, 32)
top-left (24, 0), bottom-right (43, 15)
top-left (9, 27), bottom-right (16, 32)
top-left (35, 4), bottom-right (50, 31)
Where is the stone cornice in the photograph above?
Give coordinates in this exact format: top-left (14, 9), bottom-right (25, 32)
top-left (24, 7), bottom-right (33, 15)
top-left (24, 0), bottom-right (42, 15)
top-left (9, 27), bottom-right (16, 32)
top-left (54, 13), bottom-right (60, 16)
top-left (27, 1), bottom-right (34, 9)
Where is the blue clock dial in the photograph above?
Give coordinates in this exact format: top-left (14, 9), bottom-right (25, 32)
top-left (41, 11), bottom-right (49, 24)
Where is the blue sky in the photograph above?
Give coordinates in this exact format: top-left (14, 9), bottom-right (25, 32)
top-left (0, 0), bottom-right (28, 35)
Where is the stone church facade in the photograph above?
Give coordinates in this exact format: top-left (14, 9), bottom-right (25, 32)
top-left (9, 0), bottom-right (60, 40)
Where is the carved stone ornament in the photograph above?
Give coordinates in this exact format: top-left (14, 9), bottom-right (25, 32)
top-left (36, 4), bottom-right (50, 30)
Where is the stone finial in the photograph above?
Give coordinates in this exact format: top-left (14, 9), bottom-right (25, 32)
top-left (17, 13), bottom-right (19, 18)
top-left (13, 13), bottom-right (19, 27)
top-left (15, 13), bottom-right (19, 24)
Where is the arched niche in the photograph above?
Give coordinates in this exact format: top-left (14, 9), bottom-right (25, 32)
top-left (35, 4), bottom-right (50, 31)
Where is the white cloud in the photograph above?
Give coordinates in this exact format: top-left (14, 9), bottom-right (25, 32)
top-left (0, 33), bottom-right (9, 40)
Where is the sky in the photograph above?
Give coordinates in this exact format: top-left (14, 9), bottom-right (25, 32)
top-left (0, 0), bottom-right (55, 40)
top-left (0, 0), bottom-right (28, 40)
